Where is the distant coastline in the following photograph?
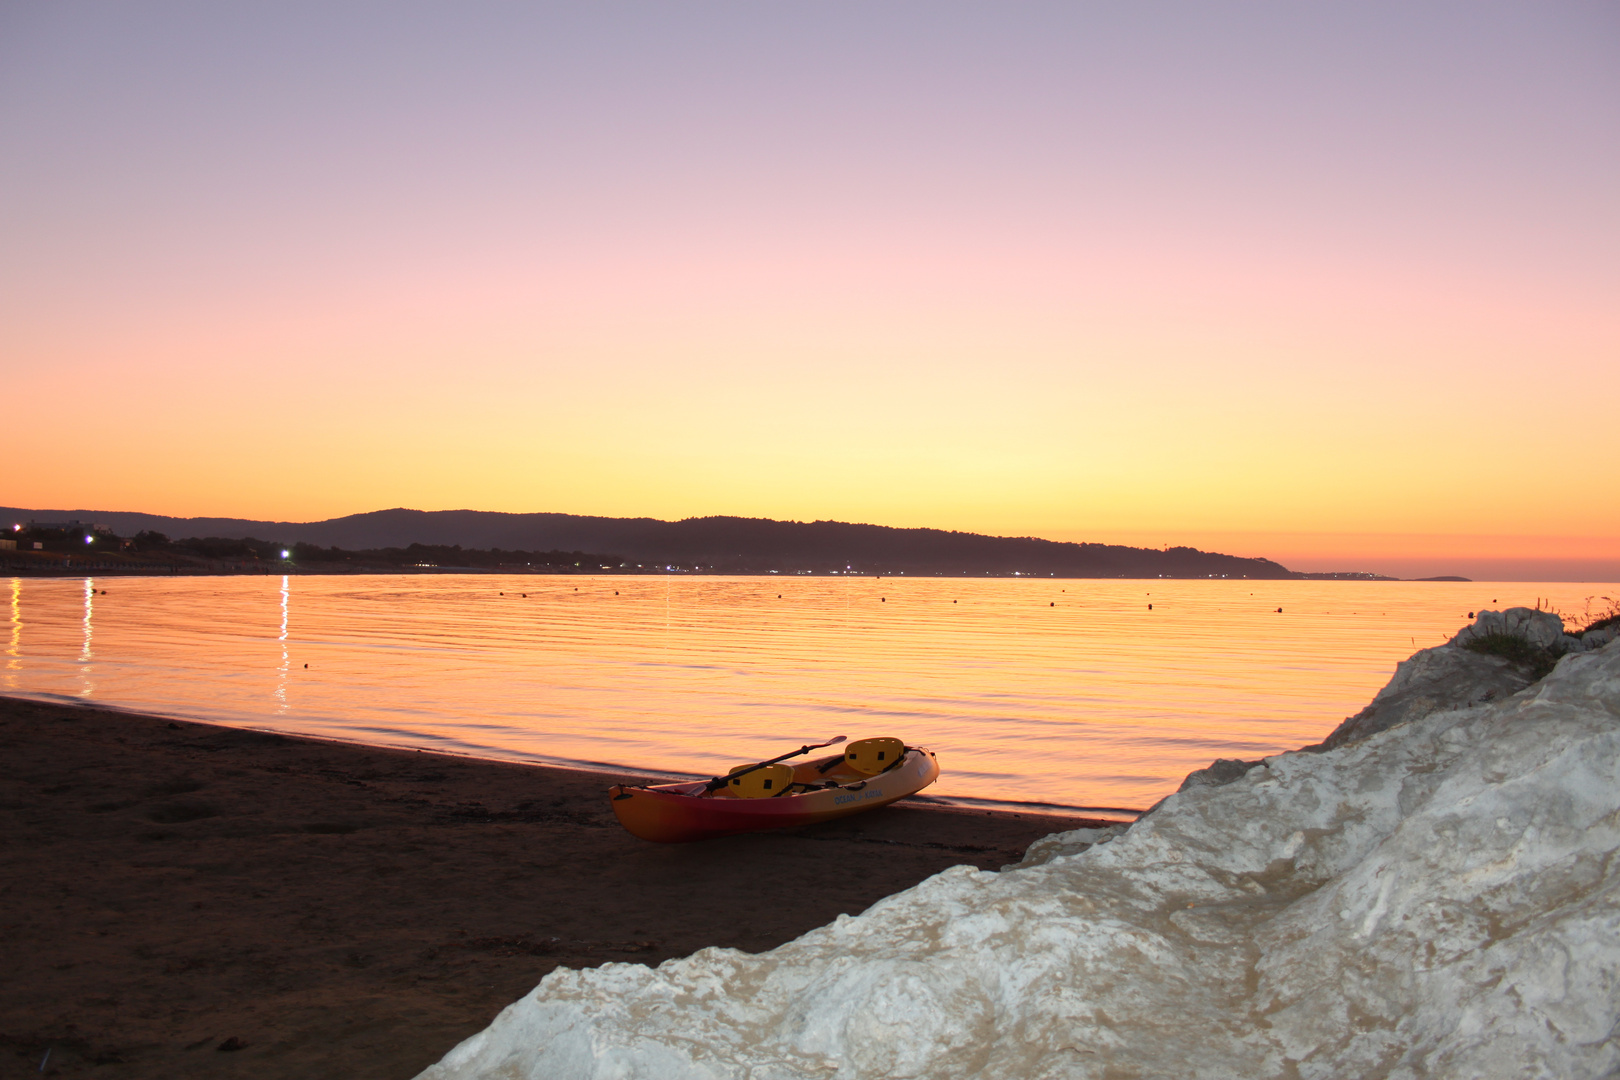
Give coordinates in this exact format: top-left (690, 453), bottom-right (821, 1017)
top-left (0, 506), bottom-right (1453, 581)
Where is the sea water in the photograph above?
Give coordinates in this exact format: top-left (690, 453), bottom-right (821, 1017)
top-left (3, 574), bottom-right (1612, 811)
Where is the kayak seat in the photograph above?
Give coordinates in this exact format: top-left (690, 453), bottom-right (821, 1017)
top-left (726, 763), bottom-right (795, 799)
top-left (843, 737), bottom-right (907, 776)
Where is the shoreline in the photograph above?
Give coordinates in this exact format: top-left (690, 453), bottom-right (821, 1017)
top-left (0, 691), bottom-right (1148, 821)
top-left (1, 695), bottom-right (1102, 1080)
top-left (3, 560), bottom-right (1444, 581)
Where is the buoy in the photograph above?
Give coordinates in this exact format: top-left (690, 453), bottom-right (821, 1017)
top-left (1277, 607), bottom-right (1283, 613)
top-left (1148, 603), bottom-right (1152, 609)
top-left (1050, 602), bottom-right (1055, 607)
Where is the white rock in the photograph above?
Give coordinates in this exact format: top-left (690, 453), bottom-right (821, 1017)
top-left (417, 640), bottom-right (1620, 1080)
top-left (1002, 825), bottom-right (1125, 870)
top-left (1449, 607), bottom-right (1567, 650)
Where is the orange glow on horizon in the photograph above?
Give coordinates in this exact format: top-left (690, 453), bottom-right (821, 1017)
top-left (3, 7), bottom-right (1616, 583)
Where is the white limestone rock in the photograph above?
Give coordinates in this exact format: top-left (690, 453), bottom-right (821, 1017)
top-left (1001, 825), bottom-right (1125, 871)
top-left (417, 639), bottom-right (1620, 1080)
top-left (1448, 606), bottom-right (1567, 650)
top-left (1310, 636), bottom-right (1531, 751)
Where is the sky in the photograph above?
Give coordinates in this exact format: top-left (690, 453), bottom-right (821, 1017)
top-left (2, 2), bottom-right (1617, 580)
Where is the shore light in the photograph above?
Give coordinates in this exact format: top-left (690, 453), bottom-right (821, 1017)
top-left (281, 549), bottom-right (291, 559)
top-left (84, 535), bottom-right (93, 544)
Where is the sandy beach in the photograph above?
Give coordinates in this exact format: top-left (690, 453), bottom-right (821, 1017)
top-left (0, 695), bottom-right (1103, 1080)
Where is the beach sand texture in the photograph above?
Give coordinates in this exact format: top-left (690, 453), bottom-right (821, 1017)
top-left (0, 696), bottom-right (1097, 1079)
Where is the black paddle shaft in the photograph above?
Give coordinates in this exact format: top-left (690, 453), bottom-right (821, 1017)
top-left (703, 736), bottom-right (846, 793)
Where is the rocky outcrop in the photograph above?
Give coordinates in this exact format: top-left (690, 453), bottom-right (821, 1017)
top-left (1181, 607), bottom-right (1604, 792)
top-left (416, 635), bottom-right (1620, 1080)
top-left (1450, 606), bottom-right (1574, 651)
top-left (999, 825), bottom-right (1125, 872)
top-left (1179, 638), bottom-right (1526, 792)
top-left (1309, 636), bottom-right (1532, 752)
top-left (1177, 755), bottom-right (1268, 791)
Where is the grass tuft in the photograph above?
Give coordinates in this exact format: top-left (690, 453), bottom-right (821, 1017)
top-left (1463, 632), bottom-right (1566, 681)
top-left (1571, 595), bottom-right (1620, 639)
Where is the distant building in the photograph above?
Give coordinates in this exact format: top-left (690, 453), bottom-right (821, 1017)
top-left (0, 539), bottom-right (14, 550)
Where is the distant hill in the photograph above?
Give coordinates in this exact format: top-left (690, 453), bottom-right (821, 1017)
top-left (0, 506), bottom-right (1339, 579)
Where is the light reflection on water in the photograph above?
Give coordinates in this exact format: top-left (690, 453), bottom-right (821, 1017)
top-left (3, 574), bottom-right (1613, 810)
top-left (276, 574), bottom-right (290, 712)
top-left (79, 577), bottom-right (95, 696)
top-left (4, 577), bottom-right (19, 685)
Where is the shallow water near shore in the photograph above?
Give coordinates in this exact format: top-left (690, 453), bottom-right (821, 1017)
top-left (3, 574), bottom-right (1613, 810)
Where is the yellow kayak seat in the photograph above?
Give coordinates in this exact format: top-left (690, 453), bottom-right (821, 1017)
top-left (726, 762), bottom-right (795, 798)
top-left (843, 737), bottom-right (906, 776)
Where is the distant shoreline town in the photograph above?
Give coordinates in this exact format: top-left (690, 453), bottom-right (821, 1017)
top-left (1, 507), bottom-right (1467, 582)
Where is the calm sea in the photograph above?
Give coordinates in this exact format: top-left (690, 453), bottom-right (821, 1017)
top-left (4, 575), bottom-right (1612, 812)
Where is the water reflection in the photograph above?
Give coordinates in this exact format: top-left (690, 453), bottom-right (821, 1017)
top-left (275, 575), bottom-right (289, 711)
top-left (79, 577), bottom-right (95, 695)
top-left (0, 575), bottom-right (1612, 808)
top-left (4, 578), bottom-right (19, 689)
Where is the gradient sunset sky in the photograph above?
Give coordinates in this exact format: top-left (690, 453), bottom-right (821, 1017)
top-left (3, 3), bottom-right (1616, 580)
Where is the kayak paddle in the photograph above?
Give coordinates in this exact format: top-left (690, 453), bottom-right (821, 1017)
top-left (703, 735), bottom-right (847, 793)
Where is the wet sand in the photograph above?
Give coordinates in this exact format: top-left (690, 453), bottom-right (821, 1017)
top-left (0, 696), bottom-right (1108, 1080)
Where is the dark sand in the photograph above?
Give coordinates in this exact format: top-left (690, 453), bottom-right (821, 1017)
top-left (1, 696), bottom-right (1110, 1080)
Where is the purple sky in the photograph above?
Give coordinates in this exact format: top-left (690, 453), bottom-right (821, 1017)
top-left (3, 3), bottom-right (1617, 579)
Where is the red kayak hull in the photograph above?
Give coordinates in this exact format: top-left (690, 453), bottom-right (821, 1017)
top-left (609, 747), bottom-right (940, 842)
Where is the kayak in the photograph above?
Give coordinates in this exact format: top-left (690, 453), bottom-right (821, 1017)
top-left (609, 738), bottom-right (941, 843)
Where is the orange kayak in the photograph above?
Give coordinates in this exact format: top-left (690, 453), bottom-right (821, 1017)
top-left (609, 744), bottom-right (940, 843)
